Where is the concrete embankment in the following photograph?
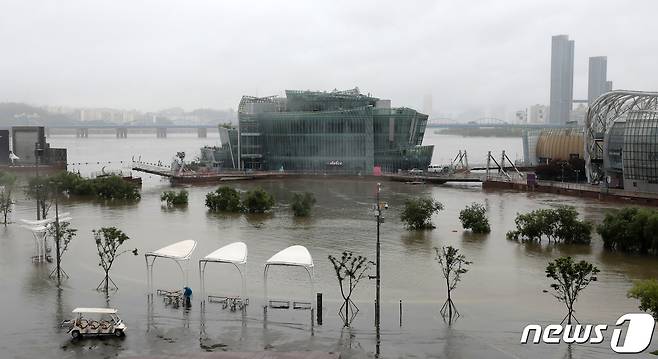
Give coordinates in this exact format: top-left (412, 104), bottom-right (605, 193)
top-left (483, 179), bottom-right (658, 206)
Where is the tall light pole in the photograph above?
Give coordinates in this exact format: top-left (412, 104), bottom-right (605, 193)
top-left (35, 141), bottom-right (41, 220)
top-left (375, 182), bottom-right (381, 327)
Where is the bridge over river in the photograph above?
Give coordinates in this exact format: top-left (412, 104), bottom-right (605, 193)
top-left (45, 124), bottom-right (218, 138)
top-left (426, 117), bottom-right (577, 129)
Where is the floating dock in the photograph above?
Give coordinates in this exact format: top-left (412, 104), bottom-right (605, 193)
top-left (132, 162), bottom-right (280, 184)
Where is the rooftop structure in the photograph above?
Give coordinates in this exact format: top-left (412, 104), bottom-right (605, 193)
top-left (234, 88), bottom-right (433, 174)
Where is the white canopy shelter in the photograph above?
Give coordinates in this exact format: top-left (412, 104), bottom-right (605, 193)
top-left (20, 215), bottom-right (73, 263)
top-left (19, 213), bottom-right (71, 226)
top-left (199, 242), bottom-right (248, 302)
top-left (144, 240), bottom-right (197, 295)
top-left (263, 245), bottom-right (315, 309)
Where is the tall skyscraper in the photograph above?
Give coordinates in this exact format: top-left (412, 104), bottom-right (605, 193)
top-left (588, 56), bottom-right (610, 105)
top-left (422, 94), bottom-right (433, 117)
top-left (549, 35), bottom-right (575, 124)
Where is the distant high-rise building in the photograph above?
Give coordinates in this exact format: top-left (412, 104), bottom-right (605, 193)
top-left (529, 104), bottom-right (548, 124)
top-left (549, 35), bottom-right (575, 124)
top-left (422, 94), bottom-right (433, 117)
top-left (570, 103), bottom-right (588, 125)
top-left (588, 56), bottom-right (610, 105)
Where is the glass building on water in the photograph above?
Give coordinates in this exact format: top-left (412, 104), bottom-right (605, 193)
top-left (234, 88), bottom-right (433, 174)
top-left (603, 110), bottom-right (658, 192)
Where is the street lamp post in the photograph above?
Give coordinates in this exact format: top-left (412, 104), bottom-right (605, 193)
top-left (34, 142), bottom-right (42, 220)
top-left (375, 182), bottom-right (381, 328)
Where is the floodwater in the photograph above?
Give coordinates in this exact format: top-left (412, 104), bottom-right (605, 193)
top-left (1, 132), bottom-right (657, 358)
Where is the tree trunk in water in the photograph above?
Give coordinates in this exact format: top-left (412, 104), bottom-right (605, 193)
top-left (56, 239), bottom-right (61, 282)
top-left (448, 288), bottom-right (452, 321)
top-left (345, 299), bottom-right (349, 326)
top-left (104, 273), bottom-right (109, 292)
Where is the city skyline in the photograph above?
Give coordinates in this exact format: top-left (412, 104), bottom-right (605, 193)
top-left (2, 1), bottom-right (658, 115)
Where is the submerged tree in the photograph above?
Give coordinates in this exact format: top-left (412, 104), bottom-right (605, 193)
top-left (26, 176), bottom-right (54, 219)
top-left (400, 198), bottom-right (444, 230)
top-left (458, 203), bottom-right (490, 234)
top-left (242, 187), bottom-right (275, 213)
top-left (291, 192), bottom-right (316, 217)
top-left (328, 251), bottom-right (373, 326)
top-left (628, 279), bottom-right (658, 319)
top-left (545, 256), bottom-right (599, 324)
top-left (435, 246), bottom-right (471, 323)
top-left (161, 189), bottom-right (189, 206)
top-left (47, 209), bottom-right (77, 281)
top-left (597, 207), bottom-right (658, 255)
top-left (506, 206), bottom-right (592, 244)
top-left (93, 227), bottom-right (138, 292)
top-left (0, 172), bottom-right (17, 224)
top-left (205, 186), bottom-right (242, 212)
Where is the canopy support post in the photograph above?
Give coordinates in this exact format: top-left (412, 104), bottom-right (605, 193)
top-left (145, 255), bottom-right (157, 297)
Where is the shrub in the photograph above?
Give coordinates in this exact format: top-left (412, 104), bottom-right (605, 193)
top-left (400, 197), bottom-right (444, 230)
top-left (506, 206), bottom-right (592, 244)
top-left (242, 187), bottom-right (275, 213)
top-left (628, 279), bottom-right (658, 319)
top-left (29, 172), bottom-right (141, 201)
top-left (92, 176), bottom-right (141, 200)
top-left (597, 207), bottom-right (658, 255)
top-left (161, 190), bottom-right (188, 206)
top-left (291, 192), bottom-right (316, 217)
top-left (205, 186), bottom-right (242, 212)
top-left (459, 203), bottom-right (490, 233)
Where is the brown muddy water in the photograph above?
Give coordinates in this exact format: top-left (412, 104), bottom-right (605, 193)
top-left (0, 134), bottom-right (656, 358)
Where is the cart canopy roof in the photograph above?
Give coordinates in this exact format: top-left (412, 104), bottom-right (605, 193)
top-left (72, 307), bottom-right (117, 314)
top-left (266, 245), bottom-right (314, 268)
top-left (146, 240), bottom-right (197, 260)
top-left (202, 242), bottom-right (247, 264)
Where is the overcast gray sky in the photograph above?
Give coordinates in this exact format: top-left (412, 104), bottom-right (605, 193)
top-left (1, 0), bottom-right (657, 116)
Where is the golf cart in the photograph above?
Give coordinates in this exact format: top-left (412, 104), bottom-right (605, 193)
top-left (61, 308), bottom-right (126, 339)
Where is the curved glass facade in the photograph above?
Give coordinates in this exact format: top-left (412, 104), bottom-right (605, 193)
top-left (599, 110), bottom-right (658, 192)
top-left (623, 110), bottom-right (658, 190)
top-left (237, 89), bottom-right (433, 174)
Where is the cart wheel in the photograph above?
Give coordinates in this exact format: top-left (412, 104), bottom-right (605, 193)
top-left (71, 330), bottom-right (82, 339)
top-left (114, 329), bottom-right (124, 337)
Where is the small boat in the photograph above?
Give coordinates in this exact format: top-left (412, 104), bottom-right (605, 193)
top-left (406, 181), bottom-right (426, 185)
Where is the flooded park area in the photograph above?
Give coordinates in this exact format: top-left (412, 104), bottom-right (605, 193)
top-left (1, 133), bottom-right (657, 358)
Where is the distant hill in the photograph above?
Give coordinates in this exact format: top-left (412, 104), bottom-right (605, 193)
top-left (0, 102), bottom-right (77, 126)
top-left (0, 102), bottom-right (237, 127)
